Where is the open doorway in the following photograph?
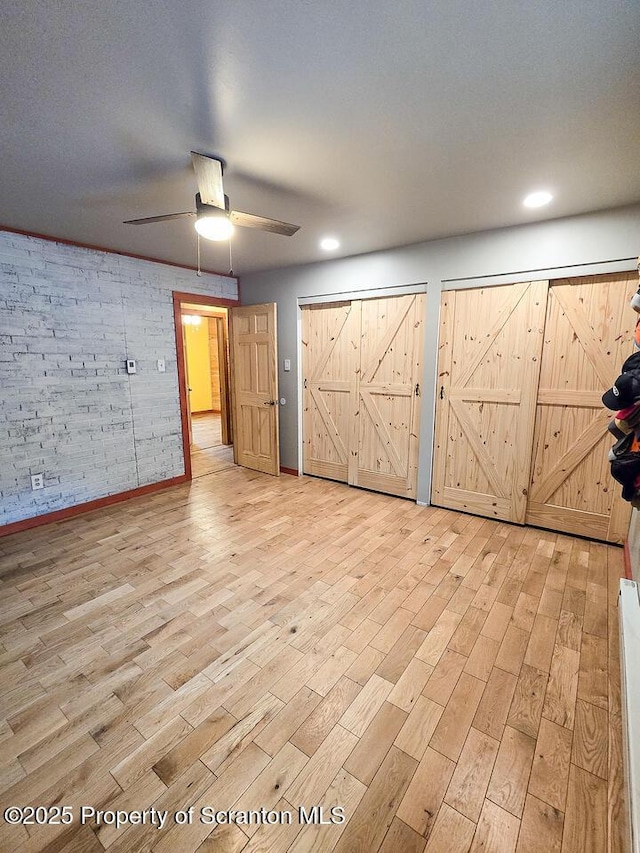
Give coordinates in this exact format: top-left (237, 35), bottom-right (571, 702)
top-left (172, 291), bottom-right (238, 480)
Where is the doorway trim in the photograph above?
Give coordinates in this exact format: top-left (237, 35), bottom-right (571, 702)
top-left (172, 290), bottom-right (240, 481)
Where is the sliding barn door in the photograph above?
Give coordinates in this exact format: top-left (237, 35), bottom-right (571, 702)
top-left (302, 302), bottom-right (359, 482)
top-left (302, 293), bottom-right (425, 498)
top-left (354, 294), bottom-right (425, 498)
top-left (229, 303), bottom-right (279, 476)
top-left (526, 273), bottom-right (635, 542)
top-left (432, 281), bottom-right (547, 523)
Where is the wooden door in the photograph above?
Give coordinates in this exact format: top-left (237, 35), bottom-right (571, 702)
top-left (432, 281), bottom-right (547, 523)
top-left (354, 293), bottom-right (425, 498)
top-left (526, 273), bottom-right (635, 542)
top-left (302, 301), bottom-right (359, 483)
top-left (302, 293), bottom-right (425, 499)
top-left (229, 303), bottom-right (279, 476)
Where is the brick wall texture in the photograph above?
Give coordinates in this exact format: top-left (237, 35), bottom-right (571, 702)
top-left (0, 231), bottom-right (238, 526)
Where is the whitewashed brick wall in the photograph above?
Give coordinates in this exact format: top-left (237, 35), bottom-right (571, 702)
top-left (0, 231), bottom-right (238, 526)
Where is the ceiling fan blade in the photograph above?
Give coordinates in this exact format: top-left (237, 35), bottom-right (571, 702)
top-left (190, 152), bottom-right (225, 209)
top-left (123, 211), bottom-right (195, 225)
top-left (229, 210), bottom-right (300, 236)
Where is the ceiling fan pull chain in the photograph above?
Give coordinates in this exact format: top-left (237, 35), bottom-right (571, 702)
top-left (196, 232), bottom-right (201, 276)
top-left (228, 239), bottom-right (233, 277)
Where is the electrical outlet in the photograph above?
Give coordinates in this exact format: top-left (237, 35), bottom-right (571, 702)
top-left (157, 358), bottom-right (165, 373)
top-left (31, 473), bottom-right (44, 490)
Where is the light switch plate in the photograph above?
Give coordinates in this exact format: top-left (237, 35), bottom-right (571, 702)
top-left (126, 359), bottom-right (136, 374)
top-left (157, 358), bottom-right (165, 373)
top-left (284, 358), bottom-right (291, 371)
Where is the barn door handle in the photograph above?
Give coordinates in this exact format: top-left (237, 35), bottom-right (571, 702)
top-left (440, 385), bottom-right (444, 399)
top-left (415, 383), bottom-right (421, 397)
top-left (304, 378), bottom-right (308, 389)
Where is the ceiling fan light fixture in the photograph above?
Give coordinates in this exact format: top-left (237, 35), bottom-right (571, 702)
top-left (523, 190), bottom-right (553, 208)
top-left (194, 213), bottom-right (234, 241)
top-left (123, 156), bottom-right (300, 241)
top-left (320, 236), bottom-right (340, 251)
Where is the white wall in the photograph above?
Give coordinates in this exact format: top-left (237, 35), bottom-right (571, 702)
top-left (628, 511), bottom-right (640, 582)
top-left (0, 231), bottom-right (237, 526)
top-left (240, 203), bottom-right (640, 505)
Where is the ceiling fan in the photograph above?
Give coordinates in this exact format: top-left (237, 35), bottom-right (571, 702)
top-left (123, 152), bottom-right (300, 241)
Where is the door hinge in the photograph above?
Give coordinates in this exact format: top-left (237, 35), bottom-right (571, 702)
top-left (415, 383), bottom-right (421, 397)
top-left (304, 378), bottom-right (308, 389)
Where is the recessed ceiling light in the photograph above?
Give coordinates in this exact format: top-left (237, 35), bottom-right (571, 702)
top-left (320, 237), bottom-right (340, 251)
top-left (523, 191), bottom-right (553, 208)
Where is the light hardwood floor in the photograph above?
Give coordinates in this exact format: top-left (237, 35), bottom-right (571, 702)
top-left (0, 467), bottom-right (626, 852)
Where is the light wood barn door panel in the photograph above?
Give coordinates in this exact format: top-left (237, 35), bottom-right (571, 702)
top-left (527, 273), bottom-right (635, 543)
top-left (302, 302), bottom-right (359, 483)
top-left (354, 293), bottom-right (425, 498)
top-left (432, 281), bottom-right (547, 523)
top-left (229, 303), bottom-right (279, 476)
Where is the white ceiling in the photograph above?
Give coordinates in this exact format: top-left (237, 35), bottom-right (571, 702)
top-left (1, 1), bottom-right (639, 275)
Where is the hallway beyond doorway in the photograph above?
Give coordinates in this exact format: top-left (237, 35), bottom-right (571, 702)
top-left (191, 412), bottom-right (235, 478)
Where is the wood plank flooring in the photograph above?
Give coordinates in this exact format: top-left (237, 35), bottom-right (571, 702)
top-left (0, 467), bottom-right (625, 852)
